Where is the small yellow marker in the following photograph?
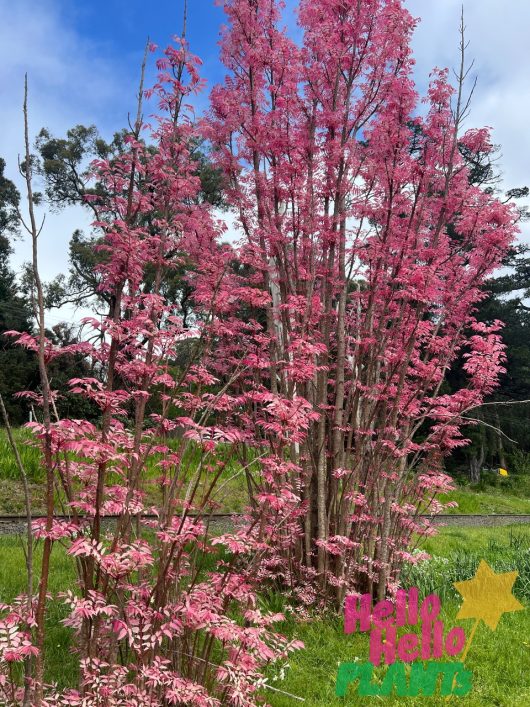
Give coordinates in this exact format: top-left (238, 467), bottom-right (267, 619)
top-left (499, 468), bottom-right (509, 477)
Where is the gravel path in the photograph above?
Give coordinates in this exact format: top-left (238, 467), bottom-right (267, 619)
top-left (1, 514), bottom-right (530, 535)
top-left (426, 514), bottom-right (530, 527)
top-left (0, 515), bottom-right (237, 536)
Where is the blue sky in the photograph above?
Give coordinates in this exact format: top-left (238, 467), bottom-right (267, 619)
top-left (40, 0), bottom-right (299, 130)
top-left (1, 0), bottom-right (530, 327)
top-left (57, 0), bottom-right (228, 109)
top-left (21, 0), bottom-right (230, 135)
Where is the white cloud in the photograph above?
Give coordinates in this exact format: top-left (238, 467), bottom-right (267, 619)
top-left (407, 0), bottom-right (530, 237)
top-left (2, 0), bottom-right (528, 321)
top-left (0, 0), bottom-right (139, 325)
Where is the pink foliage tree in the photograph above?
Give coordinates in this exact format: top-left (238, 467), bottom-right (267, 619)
top-left (206, 0), bottom-right (518, 603)
top-left (1, 40), bottom-right (301, 706)
top-left (0, 1), bottom-right (520, 703)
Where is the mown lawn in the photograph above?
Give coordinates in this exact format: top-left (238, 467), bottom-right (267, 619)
top-left (420, 523), bottom-right (530, 557)
top-left (265, 604), bottom-right (530, 706)
top-left (438, 466), bottom-right (530, 516)
top-left (441, 487), bottom-right (530, 515)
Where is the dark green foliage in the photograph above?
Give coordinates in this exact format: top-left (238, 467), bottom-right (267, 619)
top-left (443, 140), bottom-right (530, 479)
top-left (0, 157), bottom-right (20, 233)
top-left (188, 138), bottom-right (226, 209)
top-left (46, 323), bottom-right (99, 421)
top-left (0, 156), bottom-right (99, 424)
top-left (35, 125), bottom-right (131, 212)
top-left (0, 160), bottom-right (38, 425)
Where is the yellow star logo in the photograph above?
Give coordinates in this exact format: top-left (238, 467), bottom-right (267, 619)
top-left (454, 560), bottom-right (524, 630)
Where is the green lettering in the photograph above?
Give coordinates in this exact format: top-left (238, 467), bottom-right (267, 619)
top-left (440, 662), bottom-right (473, 697)
top-left (335, 662), bottom-right (360, 697)
top-left (357, 662), bottom-right (382, 696)
top-left (337, 660), bottom-right (473, 699)
top-left (376, 662), bottom-right (408, 697)
top-left (409, 661), bottom-right (443, 697)
top-left (336, 662), bottom-right (379, 697)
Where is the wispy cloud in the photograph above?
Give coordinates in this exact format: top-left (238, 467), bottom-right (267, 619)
top-left (408, 0), bottom-right (530, 229)
top-left (0, 0), bottom-right (142, 280)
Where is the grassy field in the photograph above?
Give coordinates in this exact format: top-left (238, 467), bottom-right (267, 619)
top-left (3, 427), bottom-right (530, 517)
top-left (266, 525), bottom-right (530, 706)
top-left (1, 526), bottom-right (530, 702)
top-left (441, 484), bottom-right (530, 515)
top-left (0, 428), bottom-right (250, 515)
top-left (3, 428), bottom-right (530, 702)
top-left (438, 464), bottom-right (530, 515)
top-left (266, 602), bottom-right (530, 706)
top-left (0, 538), bottom-right (77, 688)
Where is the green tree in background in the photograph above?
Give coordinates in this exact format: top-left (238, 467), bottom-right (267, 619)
top-left (444, 140), bottom-right (530, 481)
top-left (469, 248), bottom-right (530, 474)
top-left (0, 157), bottom-right (38, 425)
top-left (1, 157), bottom-right (97, 424)
top-left (35, 125), bottom-right (224, 319)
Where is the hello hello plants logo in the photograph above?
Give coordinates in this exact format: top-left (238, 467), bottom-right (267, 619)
top-left (336, 560), bottom-right (524, 699)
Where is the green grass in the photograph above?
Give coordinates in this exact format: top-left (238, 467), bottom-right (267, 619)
top-left (404, 525), bottom-right (530, 605)
top-left (0, 428), bottom-right (250, 514)
top-left (266, 603), bottom-right (530, 706)
top-left (265, 525), bottom-right (530, 706)
top-left (1, 525), bottom-right (530, 702)
top-left (4, 427), bottom-right (530, 702)
top-left (0, 538), bottom-right (78, 689)
top-left (0, 428), bottom-right (43, 482)
top-left (3, 426), bottom-right (530, 516)
top-left (441, 488), bottom-right (530, 515)
top-left (420, 524), bottom-right (530, 557)
top-left (440, 470), bottom-right (530, 515)
top-left (139, 439), bottom-right (253, 513)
